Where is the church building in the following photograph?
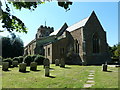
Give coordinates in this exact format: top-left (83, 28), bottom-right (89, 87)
top-left (24, 11), bottom-right (111, 65)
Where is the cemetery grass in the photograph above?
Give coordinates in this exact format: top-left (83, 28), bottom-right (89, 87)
top-left (2, 64), bottom-right (119, 88)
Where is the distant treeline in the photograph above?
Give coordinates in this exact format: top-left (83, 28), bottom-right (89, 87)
top-left (1, 33), bottom-right (24, 58)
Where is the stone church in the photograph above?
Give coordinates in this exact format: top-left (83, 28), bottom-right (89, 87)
top-left (24, 11), bottom-right (111, 65)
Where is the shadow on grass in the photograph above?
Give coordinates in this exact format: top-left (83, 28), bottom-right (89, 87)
top-left (104, 71), bottom-right (112, 72)
top-left (64, 67), bottom-right (71, 69)
top-left (20, 71), bottom-right (30, 73)
top-left (49, 68), bottom-right (55, 70)
top-left (32, 70), bottom-right (41, 72)
top-left (2, 70), bottom-right (11, 72)
top-left (47, 75), bottom-right (56, 78)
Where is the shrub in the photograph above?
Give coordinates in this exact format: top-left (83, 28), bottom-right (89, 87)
top-left (31, 55), bottom-right (37, 61)
top-left (13, 57), bottom-right (20, 63)
top-left (23, 55), bottom-right (33, 66)
top-left (3, 58), bottom-right (13, 67)
top-left (18, 56), bottom-right (24, 63)
top-left (34, 55), bottom-right (45, 65)
top-left (0, 56), bottom-right (2, 65)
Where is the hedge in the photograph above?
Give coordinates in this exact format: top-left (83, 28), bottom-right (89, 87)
top-left (34, 55), bottom-right (45, 65)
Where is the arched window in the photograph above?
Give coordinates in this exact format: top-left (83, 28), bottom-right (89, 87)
top-left (74, 39), bottom-right (79, 54)
top-left (92, 33), bottom-right (100, 53)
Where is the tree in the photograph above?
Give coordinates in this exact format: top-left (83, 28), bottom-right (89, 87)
top-left (0, 0), bottom-right (72, 33)
top-left (2, 34), bottom-right (24, 58)
top-left (114, 44), bottom-right (120, 58)
top-left (109, 44), bottom-right (120, 59)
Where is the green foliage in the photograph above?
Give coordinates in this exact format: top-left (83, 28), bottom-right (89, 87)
top-left (2, 36), bottom-right (24, 58)
top-left (31, 55), bottom-right (37, 61)
top-left (1, 1), bottom-right (72, 33)
top-left (34, 55), bottom-right (45, 65)
top-left (3, 58), bottom-right (13, 67)
top-left (10, 2), bottom-right (43, 10)
top-left (109, 44), bottom-right (120, 59)
top-left (114, 44), bottom-right (120, 58)
top-left (2, 10), bottom-right (27, 33)
top-left (13, 57), bottom-right (20, 63)
top-left (23, 55), bottom-right (34, 66)
top-left (58, 1), bottom-right (72, 11)
top-left (18, 56), bottom-right (24, 63)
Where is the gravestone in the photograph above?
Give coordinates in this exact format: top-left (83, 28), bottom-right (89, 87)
top-left (43, 58), bottom-right (50, 68)
top-left (2, 62), bottom-right (9, 71)
top-left (102, 64), bottom-right (107, 71)
top-left (45, 66), bottom-right (49, 77)
top-left (19, 63), bottom-right (26, 72)
top-left (60, 58), bottom-right (65, 68)
top-left (12, 61), bottom-right (18, 67)
top-left (55, 59), bottom-right (59, 66)
top-left (30, 62), bottom-right (37, 71)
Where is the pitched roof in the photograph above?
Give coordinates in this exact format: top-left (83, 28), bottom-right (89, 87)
top-left (56, 23), bottom-right (68, 37)
top-left (66, 17), bottom-right (89, 32)
top-left (50, 23), bottom-right (68, 36)
top-left (50, 11), bottom-right (97, 35)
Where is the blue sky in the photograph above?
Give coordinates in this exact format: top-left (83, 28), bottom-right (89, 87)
top-left (0, 2), bottom-right (118, 46)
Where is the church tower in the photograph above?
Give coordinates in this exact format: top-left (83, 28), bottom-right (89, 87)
top-left (36, 25), bottom-right (54, 39)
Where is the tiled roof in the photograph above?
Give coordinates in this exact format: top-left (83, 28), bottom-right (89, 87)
top-left (50, 17), bottom-right (89, 36)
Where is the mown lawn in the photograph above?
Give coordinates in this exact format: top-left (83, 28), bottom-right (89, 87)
top-left (2, 64), bottom-right (119, 88)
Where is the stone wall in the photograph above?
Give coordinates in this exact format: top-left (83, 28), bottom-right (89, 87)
top-left (82, 12), bottom-right (111, 64)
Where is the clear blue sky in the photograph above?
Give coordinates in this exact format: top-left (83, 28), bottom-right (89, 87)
top-left (0, 2), bottom-right (118, 47)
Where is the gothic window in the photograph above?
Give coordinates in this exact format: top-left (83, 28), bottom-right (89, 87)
top-left (48, 48), bottom-right (50, 56)
top-left (92, 33), bottom-right (100, 53)
top-left (60, 48), bottom-right (64, 55)
top-left (74, 39), bottom-right (79, 54)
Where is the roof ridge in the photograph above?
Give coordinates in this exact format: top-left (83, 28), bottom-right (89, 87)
top-left (68, 16), bottom-right (89, 28)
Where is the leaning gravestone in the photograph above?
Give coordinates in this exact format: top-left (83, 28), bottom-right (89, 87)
top-left (19, 63), bottom-right (26, 72)
top-left (2, 62), bottom-right (9, 71)
top-left (60, 58), bottom-right (65, 68)
top-left (30, 62), bottom-right (37, 71)
top-left (45, 66), bottom-right (49, 77)
top-left (43, 58), bottom-right (50, 68)
top-left (55, 59), bottom-right (59, 66)
top-left (102, 64), bottom-right (107, 71)
top-left (12, 61), bottom-right (18, 67)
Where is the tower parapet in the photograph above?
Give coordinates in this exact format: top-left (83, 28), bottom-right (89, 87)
top-left (36, 25), bottom-right (54, 39)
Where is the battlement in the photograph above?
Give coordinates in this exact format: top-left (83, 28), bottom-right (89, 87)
top-left (36, 25), bottom-right (54, 39)
top-left (38, 25), bottom-right (54, 31)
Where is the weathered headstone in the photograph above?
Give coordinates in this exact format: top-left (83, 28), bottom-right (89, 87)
top-left (2, 62), bottom-right (9, 71)
top-left (45, 66), bottom-right (49, 77)
top-left (19, 63), bottom-right (26, 72)
top-left (43, 58), bottom-right (50, 68)
top-left (60, 58), bottom-right (65, 68)
top-left (102, 64), bottom-right (107, 71)
top-left (12, 61), bottom-right (18, 67)
top-left (55, 59), bottom-right (59, 66)
top-left (30, 62), bottom-right (37, 71)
